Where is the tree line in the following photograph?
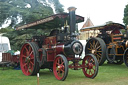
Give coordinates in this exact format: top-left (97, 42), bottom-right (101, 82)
top-left (0, 0), bottom-right (64, 51)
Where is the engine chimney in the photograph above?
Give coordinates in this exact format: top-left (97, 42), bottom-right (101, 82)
top-left (68, 7), bottom-right (76, 36)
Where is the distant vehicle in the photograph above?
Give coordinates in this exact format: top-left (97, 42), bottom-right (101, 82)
top-left (81, 22), bottom-right (127, 66)
top-left (0, 35), bottom-right (11, 62)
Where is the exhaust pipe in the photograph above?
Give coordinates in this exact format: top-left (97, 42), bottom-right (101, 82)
top-left (68, 7), bottom-right (77, 37)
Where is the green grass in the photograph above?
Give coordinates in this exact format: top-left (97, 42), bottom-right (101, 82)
top-left (0, 62), bottom-right (128, 85)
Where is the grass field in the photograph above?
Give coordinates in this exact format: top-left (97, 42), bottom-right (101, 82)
top-left (0, 62), bottom-right (128, 85)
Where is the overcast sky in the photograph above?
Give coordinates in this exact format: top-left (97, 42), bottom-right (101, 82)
top-left (59, 0), bottom-right (128, 29)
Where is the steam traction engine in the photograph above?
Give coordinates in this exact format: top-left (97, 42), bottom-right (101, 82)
top-left (81, 22), bottom-right (128, 66)
top-left (16, 7), bottom-right (99, 81)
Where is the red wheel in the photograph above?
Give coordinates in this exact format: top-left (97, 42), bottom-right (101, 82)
top-left (53, 54), bottom-right (68, 81)
top-left (82, 54), bottom-right (98, 78)
top-left (20, 42), bottom-right (40, 76)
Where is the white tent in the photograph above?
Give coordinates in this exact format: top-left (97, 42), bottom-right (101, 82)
top-left (0, 35), bottom-right (11, 62)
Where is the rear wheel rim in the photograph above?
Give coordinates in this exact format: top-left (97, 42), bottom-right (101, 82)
top-left (20, 42), bottom-right (39, 76)
top-left (20, 43), bottom-right (35, 75)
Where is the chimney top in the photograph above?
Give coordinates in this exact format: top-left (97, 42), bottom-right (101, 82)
top-left (68, 7), bottom-right (77, 12)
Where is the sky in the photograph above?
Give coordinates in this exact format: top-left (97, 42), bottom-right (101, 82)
top-left (59, 0), bottom-right (128, 29)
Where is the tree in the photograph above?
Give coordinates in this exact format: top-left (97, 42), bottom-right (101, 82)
top-left (0, 0), bottom-right (64, 27)
top-left (123, 4), bottom-right (128, 25)
top-left (0, 0), bottom-right (64, 51)
top-left (0, 27), bottom-right (14, 33)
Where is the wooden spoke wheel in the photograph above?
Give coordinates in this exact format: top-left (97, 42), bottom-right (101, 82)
top-left (53, 54), bottom-right (68, 81)
top-left (123, 49), bottom-right (128, 67)
top-left (20, 42), bottom-right (40, 76)
top-left (85, 38), bottom-right (106, 65)
top-left (82, 54), bottom-right (98, 78)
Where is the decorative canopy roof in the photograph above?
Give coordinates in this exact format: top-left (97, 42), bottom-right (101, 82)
top-left (80, 22), bottom-right (125, 32)
top-left (16, 13), bottom-right (84, 30)
top-left (81, 18), bottom-right (94, 28)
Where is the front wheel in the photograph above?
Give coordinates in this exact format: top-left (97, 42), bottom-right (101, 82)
top-left (106, 47), bottom-right (115, 63)
top-left (82, 54), bottom-right (99, 79)
top-left (123, 48), bottom-right (128, 67)
top-left (53, 54), bottom-right (68, 81)
top-left (107, 46), bottom-right (123, 65)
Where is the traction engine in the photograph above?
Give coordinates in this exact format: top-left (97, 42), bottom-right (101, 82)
top-left (18, 7), bottom-right (99, 81)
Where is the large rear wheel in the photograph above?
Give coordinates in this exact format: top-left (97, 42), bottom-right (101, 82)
top-left (85, 38), bottom-right (106, 65)
top-left (82, 54), bottom-right (99, 78)
top-left (20, 42), bottom-right (40, 76)
top-left (53, 54), bottom-right (68, 81)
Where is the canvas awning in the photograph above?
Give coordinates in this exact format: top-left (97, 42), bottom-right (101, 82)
top-left (16, 13), bottom-right (84, 30)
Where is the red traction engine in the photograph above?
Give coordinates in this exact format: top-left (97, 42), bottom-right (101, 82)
top-left (17, 7), bottom-right (99, 81)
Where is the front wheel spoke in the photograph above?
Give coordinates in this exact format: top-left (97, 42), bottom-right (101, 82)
top-left (84, 64), bottom-right (88, 67)
top-left (92, 68), bottom-right (95, 71)
top-left (60, 68), bottom-right (64, 73)
top-left (85, 60), bottom-right (89, 64)
top-left (89, 69), bottom-right (93, 75)
top-left (57, 59), bottom-right (60, 64)
top-left (56, 62), bottom-right (60, 66)
top-left (88, 57), bottom-right (91, 62)
top-left (85, 68), bottom-right (88, 72)
top-left (61, 71), bottom-right (64, 77)
top-left (91, 59), bottom-right (95, 64)
top-left (30, 55), bottom-right (34, 60)
top-left (89, 69), bottom-right (91, 75)
top-left (26, 68), bottom-right (29, 73)
top-left (61, 62), bottom-right (64, 65)
top-left (61, 58), bottom-right (63, 63)
top-left (57, 69), bottom-right (61, 75)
